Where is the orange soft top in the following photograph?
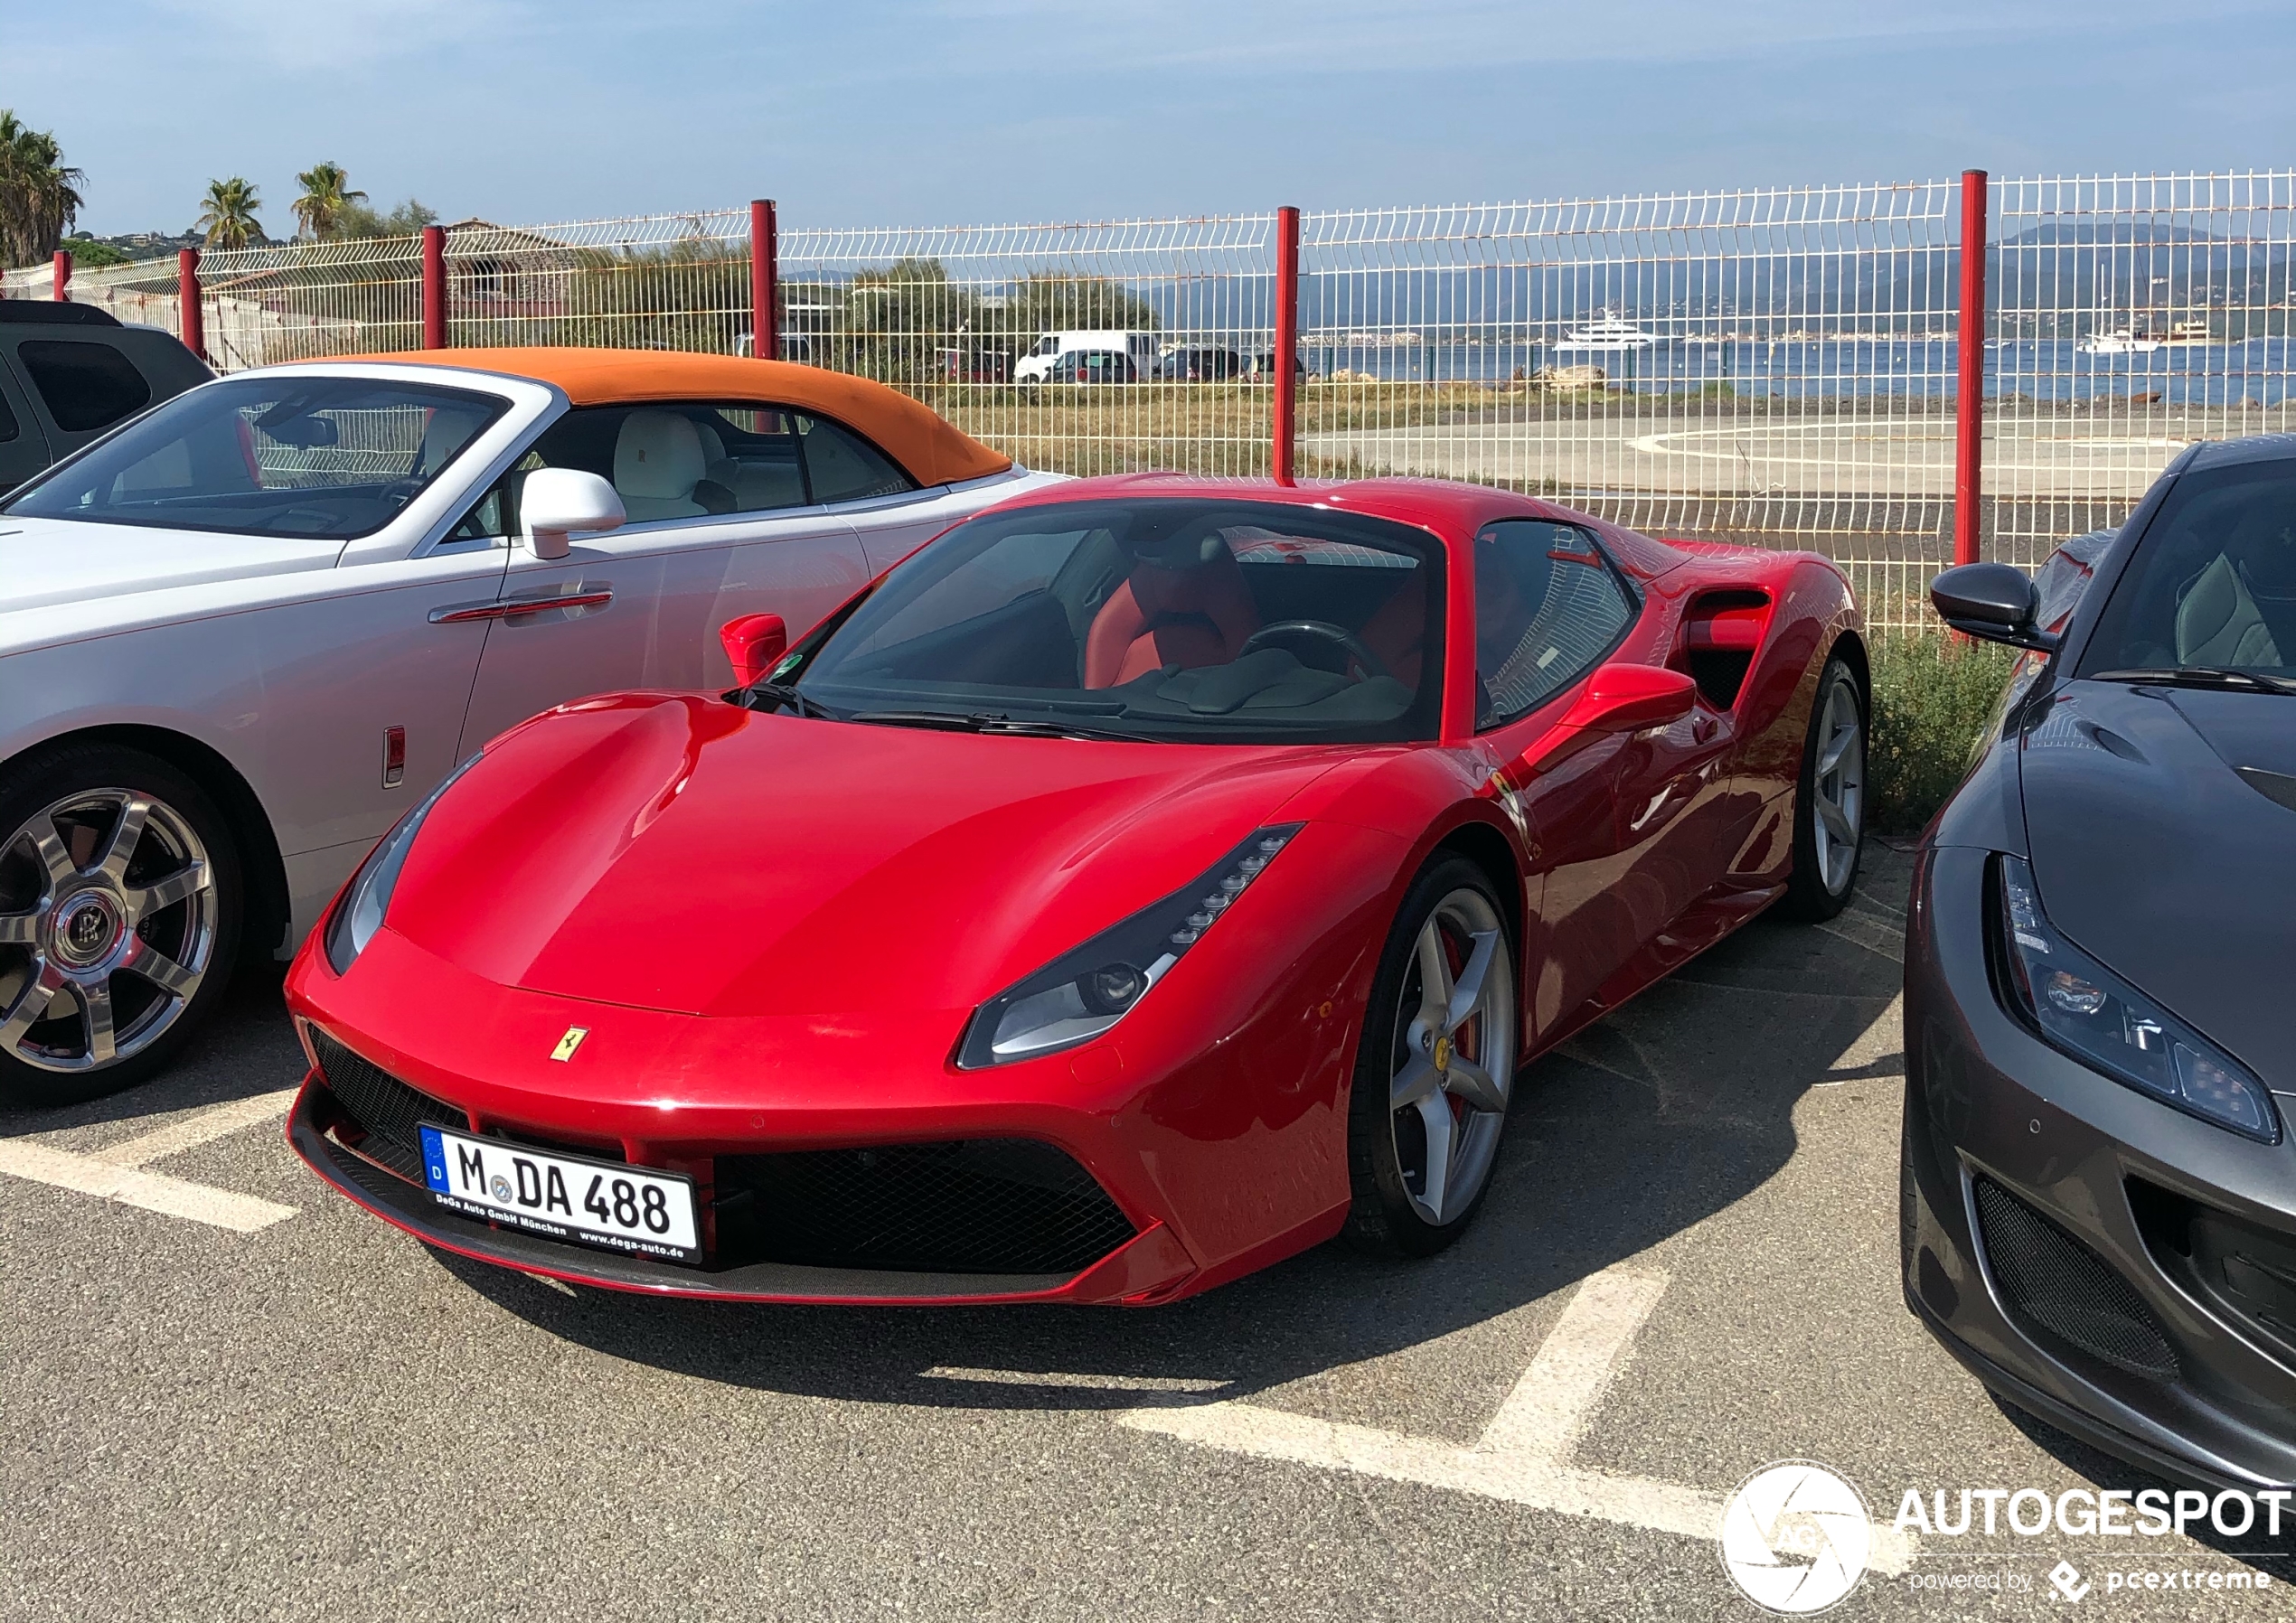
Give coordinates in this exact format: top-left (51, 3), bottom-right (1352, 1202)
top-left (306, 346), bottom-right (1012, 488)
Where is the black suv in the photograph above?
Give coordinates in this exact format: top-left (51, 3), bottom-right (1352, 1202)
top-left (0, 300), bottom-right (212, 493)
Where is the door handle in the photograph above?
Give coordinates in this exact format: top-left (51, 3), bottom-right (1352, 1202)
top-left (428, 589), bottom-right (614, 624)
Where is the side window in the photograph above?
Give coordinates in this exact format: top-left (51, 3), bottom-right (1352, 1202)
top-left (15, 340), bottom-right (153, 434)
top-left (0, 385), bottom-right (17, 443)
top-left (516, 402), bottom-right (816, 526)
top-left (798, 414), bottom-right (916, 504)
top-left (1473, 520), bottom-right (1635, 728)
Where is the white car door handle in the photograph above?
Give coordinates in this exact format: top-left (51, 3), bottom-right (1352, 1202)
top-left (428, 589), bottom-right (614, 624)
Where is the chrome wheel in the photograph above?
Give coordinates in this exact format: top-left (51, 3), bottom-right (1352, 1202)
top-left (0, 789), bottom-right (217, 1074)
top-left (1386, 887), bottom-right (1516, 1227)
top-left (1810, 670), bottom-right (1865, 897)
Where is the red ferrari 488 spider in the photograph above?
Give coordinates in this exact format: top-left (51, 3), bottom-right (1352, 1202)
top-left (285, 475), bottom-right (1865, 1304)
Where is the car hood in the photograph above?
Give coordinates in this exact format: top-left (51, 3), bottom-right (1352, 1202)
top-left (384, 693), bottom-right (1352, 1018)
top-left (2020, 680), bottom-right (2296, 1093)
top-left (0, 515), bottom-right (342, 617)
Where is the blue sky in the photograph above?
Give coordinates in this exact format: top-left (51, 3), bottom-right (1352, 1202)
top-left (5, 0), bottom-right (2294, 235)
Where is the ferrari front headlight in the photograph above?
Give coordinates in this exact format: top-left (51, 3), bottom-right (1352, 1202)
top-left (956, 824), bottom-right (1302, 1069)
top-left (1993, 855), bottom-right (2279, 1143)
top-left (324, 754), bottom-right (482, 975)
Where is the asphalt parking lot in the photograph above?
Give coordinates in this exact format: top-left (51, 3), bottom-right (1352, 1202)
top-left (3, 842), bottom-right (2288, 1621)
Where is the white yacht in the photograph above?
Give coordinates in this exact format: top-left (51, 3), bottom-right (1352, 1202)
top-left (2078, 321), bottom-right (2162, 356)
top-left (1553, 311), bottom-right (1659, 352)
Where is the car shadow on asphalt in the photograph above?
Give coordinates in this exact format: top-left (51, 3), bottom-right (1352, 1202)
top-left (429, 851), bottom-right (1913, 1417)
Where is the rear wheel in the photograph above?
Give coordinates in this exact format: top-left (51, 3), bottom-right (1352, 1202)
top-left (1778, 652), bottom-right (1867, 922)
top-left (0, 744), bottom-right (242, 1106)
top-left (1344, 858), bottom-right (1518, 1256)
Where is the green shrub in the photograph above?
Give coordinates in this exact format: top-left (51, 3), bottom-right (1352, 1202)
top-left (1867, 632), bottom-right (2020, 834)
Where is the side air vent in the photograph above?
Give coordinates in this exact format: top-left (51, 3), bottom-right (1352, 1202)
top-left (1677, 589), bottom-right (1771, 709)
top-left (1974, 1177), bottom-right (2178, 1380)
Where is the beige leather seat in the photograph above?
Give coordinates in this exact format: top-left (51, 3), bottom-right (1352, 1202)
top-left (612, 410), bottom-right (710, 521)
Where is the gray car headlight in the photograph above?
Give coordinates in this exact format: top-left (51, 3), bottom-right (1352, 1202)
top-left (955, 824), bottom-right (1303, 1069)
top-left (324, 755), bottom-right (482, 975)
top-left (1994, 855), bottom-right (2279, 1143)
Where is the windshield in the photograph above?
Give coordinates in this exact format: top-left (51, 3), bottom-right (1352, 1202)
top-left (3, 375), bottom-right (507, 539)
top-left (789, 497), bottom-right (1445, 742)
top-left (2079, 458), bottom-right (2296, 680)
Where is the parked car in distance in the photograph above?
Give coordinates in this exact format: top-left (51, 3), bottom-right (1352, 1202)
top-left (1154, 347), bottom-right (1242, 382)
top-left (1046, 349), bottom-right (1136, 385)
top-left (285, 475), bottom-right (1867, 1305)
top-left (1013, 330), bottom-right (1160, 385)
top-left (1240, 351), bottom-right (1310, 384)
top-left (0, 300), bottom-right (212, 493)
top-left (0, 347), bottom-right (1058, 1103)
top-left (1904, 436), bottom-right (2296, 1490)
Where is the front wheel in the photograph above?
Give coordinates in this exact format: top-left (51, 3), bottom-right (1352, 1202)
top-left (0, 743), bottom-right (243, 1106)
top-left (1777, 652), bottom-right (1867, 922)
top-left (1344, 858), bottom-right (1518, 1257)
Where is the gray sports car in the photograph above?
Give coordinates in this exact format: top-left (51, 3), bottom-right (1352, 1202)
top-left (1904, 434), bottom-right (2296, 1491)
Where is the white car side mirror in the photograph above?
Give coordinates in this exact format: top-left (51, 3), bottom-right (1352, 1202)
top-left (520, 468), bottom-right (626, 561)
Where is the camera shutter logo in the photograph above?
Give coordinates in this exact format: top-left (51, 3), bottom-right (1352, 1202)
top-left (1718, 1460), bottom-right (1874, 1614)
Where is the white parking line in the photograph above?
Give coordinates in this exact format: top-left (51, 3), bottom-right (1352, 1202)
top-left (1477, 1269), bottom-right (1667, 1459)
top-left (0, 1090), bottom-right (299, 1234)
top-left (1115, 1266), bottom-right (1916, 1573)
top-left (92, 1087), bottom-right (298, 1167)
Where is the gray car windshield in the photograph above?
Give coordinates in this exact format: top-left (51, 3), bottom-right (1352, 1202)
top-left (4, 375), bottom-right (507, 539)
top-left (787, 497), bottom-right (1446, 743)
top-left (2081, 457), bottom-right (2296, 680)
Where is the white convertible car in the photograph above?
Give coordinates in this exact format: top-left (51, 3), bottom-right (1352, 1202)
top-left (0, 347), bottom-right (1055, 1101)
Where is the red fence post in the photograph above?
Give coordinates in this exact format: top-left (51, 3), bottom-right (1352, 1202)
top-left (178, 249), bottom-right (204, 361)
top-left (1954, 169), bottom-right (1988, 568)
top-left (421, 224), bottom-right (447, 349)
top-left (52, 249), bottom-right (71, 302)
top-left (750, 199), bottom-right (778, 361)
top-left (1273, 205), bottom-right (1301, 484)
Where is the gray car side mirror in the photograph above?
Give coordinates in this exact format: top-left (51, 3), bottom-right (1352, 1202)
top-left (1931, 562), bottom-right (2058, 652)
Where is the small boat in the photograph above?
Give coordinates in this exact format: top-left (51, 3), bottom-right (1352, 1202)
top-left (2079, 320), bottom-right (2162, 356)
top-left (1553, 311), bottom-right (1658, 352)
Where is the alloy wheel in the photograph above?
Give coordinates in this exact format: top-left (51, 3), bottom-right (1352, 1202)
top-left (0, 788), bottom-right (217, 1074)
top-left (1386, 887), bottom-right (1516, 1226)
top-left (1810, 671), bottom-right (1866, 897)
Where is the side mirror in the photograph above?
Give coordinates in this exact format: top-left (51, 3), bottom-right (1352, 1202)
top-left (1932, 562), bottom-right (2057, 652)
top-left (720, 613), bottom-right (787, 689)
top-left (1561, 663), bottom-right (1698, 735)
top-left (520, 468), bottom-right (626, 562)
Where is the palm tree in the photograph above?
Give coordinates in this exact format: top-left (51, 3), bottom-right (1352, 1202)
top-left (291, 161), bottom-right (366, 240)
top-left (0, 110), bottom-right (86, 268)
top-left (196, 177), bottom-right (263, 250)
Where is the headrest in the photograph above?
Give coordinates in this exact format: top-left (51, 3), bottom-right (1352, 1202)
top-left (613, 410), bottom-right (706, 499)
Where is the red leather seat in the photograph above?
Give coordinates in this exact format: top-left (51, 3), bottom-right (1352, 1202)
top-left (1357, 571), bottom-right (1427, 690)
top-left (1084, 550), bottom-right (1262, 689)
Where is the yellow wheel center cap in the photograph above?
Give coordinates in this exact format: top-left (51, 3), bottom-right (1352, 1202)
top-left (1432, 1034), bottom-right (1454, 1074)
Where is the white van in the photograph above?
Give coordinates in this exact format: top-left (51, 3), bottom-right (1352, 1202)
top-left (1012, 330), bottom-right (1161, 384)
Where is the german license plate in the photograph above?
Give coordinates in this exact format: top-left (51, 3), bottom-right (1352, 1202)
top-left (419, 1122), bottom-right (701, 1264)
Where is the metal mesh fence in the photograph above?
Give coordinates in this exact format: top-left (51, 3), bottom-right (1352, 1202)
top-left (1300, 186), bottom-right (1962, 628)
top-left (15, 172), bottom-right (2296, 631)
top-left (1988, 172), bottom-right (2296, 571)
top-left (777, 213), bottom-right (1280, 477)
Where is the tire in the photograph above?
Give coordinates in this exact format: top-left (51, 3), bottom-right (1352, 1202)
top-left (1343, 857), bottom-right (1519, 1257)
top-left (0, 742), bottom-right (243, 1107)
top-left (1777, 652), bottom-right (1868, 923)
